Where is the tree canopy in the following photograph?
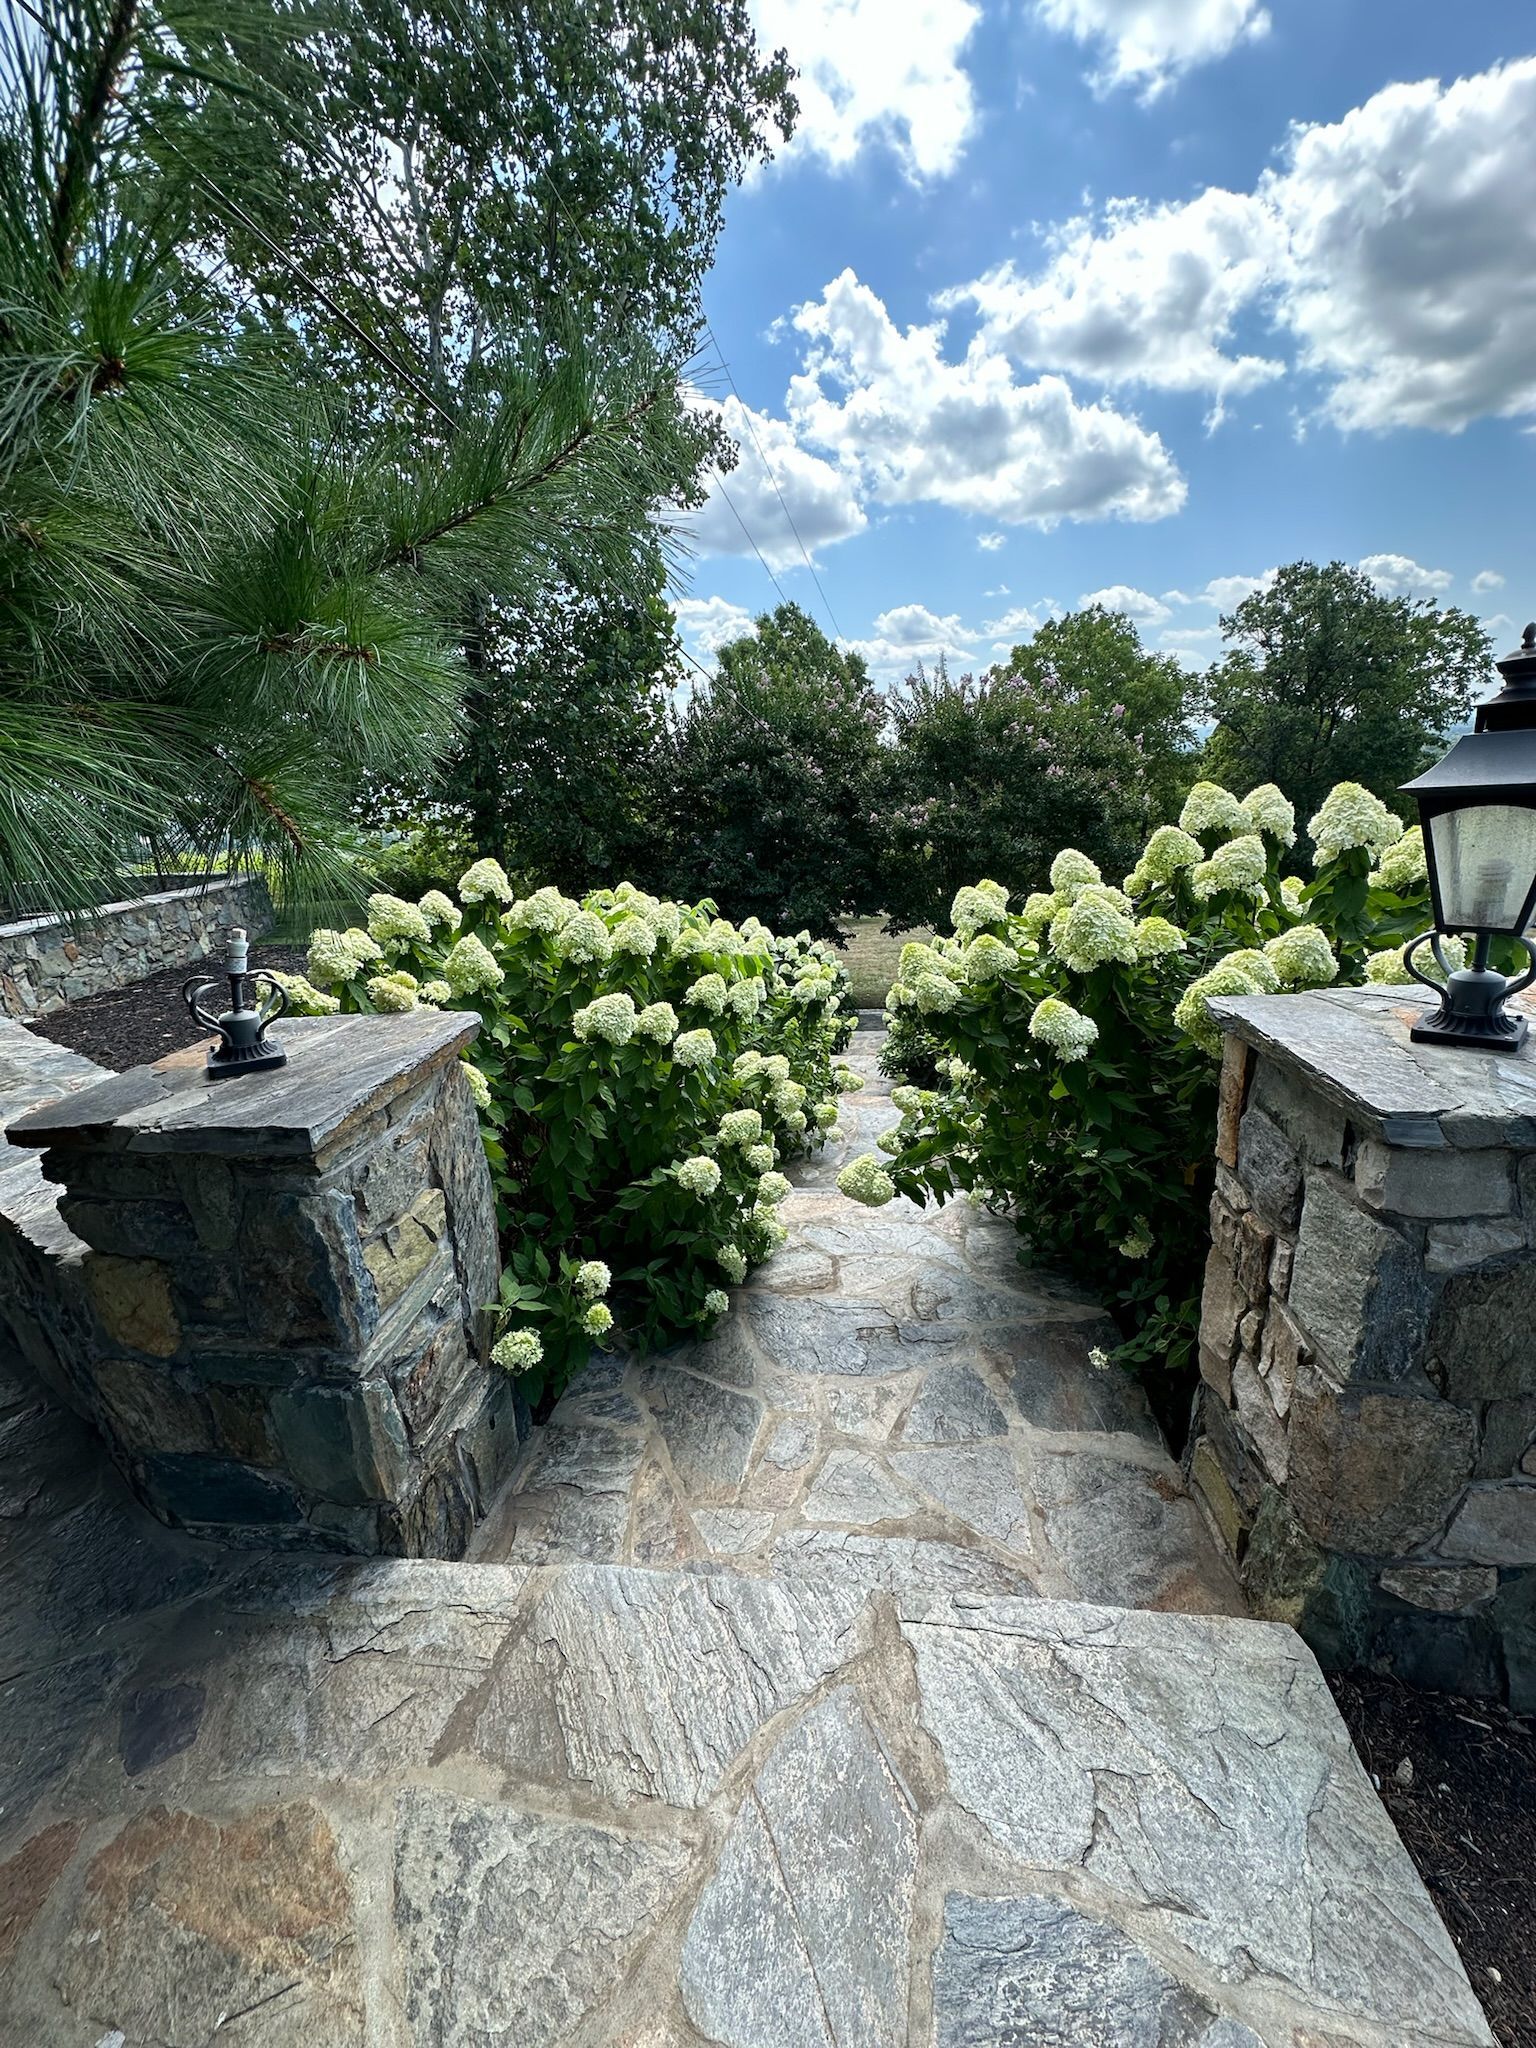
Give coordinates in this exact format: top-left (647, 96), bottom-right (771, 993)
top-left (1201, 561), bottom-right (1492, 833)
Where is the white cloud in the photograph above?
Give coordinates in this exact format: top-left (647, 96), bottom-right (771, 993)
top-left (843, 602), bottom-right (980, 681)
top-left (1079, 583), bottom-right (1171, 626)
top-left (788, 269), bottom-right (1186, 530)
top-left (1473, 570), bottom-right (1506, 595)
top-left (1174, 570), bottom-right (1278, 610)
top-left (977, 531), bottom-right (1006, 551)
top-left (1358, 553), bottom-right (1454, 601)
top-left (752, 0), bottom-right (981, 180)
top-left (1157, 622), bottom-right (1227, 669)
top-left (686, 394), bottom-right (866, 572)
top-left (944, 190), bottom-right (1285, 408)
top-left (1034, 0), bottom-right (1270, 99)
top-left (674, 595), bottom-right (757, 661)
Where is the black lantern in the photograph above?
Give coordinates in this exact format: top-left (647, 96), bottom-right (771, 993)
top-left (1399, 622), bottom-right (1536, 1051)
top-left (183, 926), bottom-right (288, 1078)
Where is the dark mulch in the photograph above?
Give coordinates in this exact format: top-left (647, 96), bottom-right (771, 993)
top-left (24, 947), bottom-right (309, 1071)
top-left (1328, 1669), bottom-right (1536, 2047)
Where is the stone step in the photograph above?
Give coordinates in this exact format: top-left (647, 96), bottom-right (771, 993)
top-left (0, 1552), bottom-right (1493, 2046)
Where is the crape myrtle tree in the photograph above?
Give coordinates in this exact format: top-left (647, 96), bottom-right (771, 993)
top-left (0, 0), bottom-right (707, 911)
top-left (664, 603), bottom-right (887, 940)
top-left (172, 0), bottom-right (798, 877)
top-left (879, 611), bottom-right (1195, 931)
top-left (1201, 560), bottom-right (1492, 837)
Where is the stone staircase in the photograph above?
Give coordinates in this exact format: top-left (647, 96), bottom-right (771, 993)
top-left (0, 1021), bottom-right (1499, 2045)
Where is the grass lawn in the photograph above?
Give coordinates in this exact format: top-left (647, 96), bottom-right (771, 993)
top-left (837, 916), bottom-right (933, 1009)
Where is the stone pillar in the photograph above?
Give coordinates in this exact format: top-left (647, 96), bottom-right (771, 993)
top-left (6, 1012), bottom-right (518, 1556)
top-left (1189, 984), bottom-right (1536, 1706)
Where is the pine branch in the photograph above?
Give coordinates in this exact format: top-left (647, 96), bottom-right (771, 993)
top-left (47, 0), bottom-right (141, 284)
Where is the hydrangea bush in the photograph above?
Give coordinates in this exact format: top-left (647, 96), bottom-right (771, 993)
top-left (283, 870), bottom-right (856, 1403)
top-left (849, 779), bottom-right (1433, 1386)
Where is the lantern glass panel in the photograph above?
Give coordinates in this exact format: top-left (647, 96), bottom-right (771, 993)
top-left (1427, 803), bottom-right (1536, 932)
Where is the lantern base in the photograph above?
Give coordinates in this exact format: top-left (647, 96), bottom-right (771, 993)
top-left (1409, 1010), bottom-right (1527, 1053)
top-left (205, 1036), bottom-right (288, 1080)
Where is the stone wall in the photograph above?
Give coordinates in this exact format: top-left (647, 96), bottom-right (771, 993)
top-left (0, 872), bottom-right (272, 1018)
top-left (1189, 986), bottom-right (1536, 1707)
top-left (4, 1011), bottom-right (521, 1555)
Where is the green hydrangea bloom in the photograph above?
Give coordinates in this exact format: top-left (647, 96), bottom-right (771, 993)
top-left (813, 1100), bottom-right (840, 1129)
top-left (491, 1328), bottom-right (542, 1372)
top-left (770, 1079), bottom-right (806, 1117)
top-left (1371, 826), bottom-right (1427, 893)
top-left (1173, 960), bottom-right (1267, 1056)
top-left (458, 858), bottom-right (515, 906)
top-left (1049, 887), bottom-right (1138, 973)
top-left (1191, 834), bottom-right (1267, 899)
top-left (675, 1155), bottom-right (722, 1197)
top-left (509, 885), bottom-right (578, 932)
top-left (757, 1171), bottom-right (792, 1205)
top-left (1133, 917), bottom-right (1187, 960)
top-left (1048, 850), bottom-right (1101, 902)
top-left (459, 1060), bottom-right (492, 1110)
top-left (610, 915), bottom-right (657, 957)
top-left (1264, 924), bottom-right (1339, 989)
top-left (1220, 948), bottom-right (1281, 994)
top-left (727, 976), bottom-right (765, 1017)
top-left (1028, 997), bottom-right (1099, 1061)
top-left (1016, 890), bottom-right (1062, 938)
top-left (635, 1001), bottom-right (679, 1043)
top-left (1365, 947), bottom-right (1412, 986)
top-left (268, 971), bottom-right (340, 1016)
top-left (962, 933), bottom-right (1020, 980)
top-left (1308, 781), bottom-right (1401, 865)
top-left (576, 1260), bottom-right (611, 1299)
top-left (715, 1245), bottom-right (748, 1285)
top-left (444, 932), bottom-right (504, 995)
top-left (685, 972), bottom-right (728, 1014)
top-left (762, 1054), bottom-right (791, 1083)
top-left (915, 971), bottom-right (960, 1014)
top-left (419, 980), bottom-right (453, 1006)
top-left (718, 1108), bottom-right (763, 1147)
top-left (1140, 824), bottom-right (1205, 881)
top-left (744, 1144), bottom-right (774, 1174)
top-left (418, 890), bottom-right (461, 931)
top-left (1242, 784), bottom-right (1297, 846)
top-left (573, 992), bottom-right (637, 1045)
top-left (951, 879), bottom-right (1010, 936)
top-left (837, 1154), bottom-right (896, 1207)
top-left (555, 911), bottom-right (612, 964)
top-left (367, 892), bottom-right (433, 948)
top-left (582, 1303), bottom-right (614, 1337)
top-left (1179, 782), bottom-right (1251, 840)
top-left (703, 1289), bottom-right (731, 1319)
top-left (367, 971), bottom-right (420, 1012)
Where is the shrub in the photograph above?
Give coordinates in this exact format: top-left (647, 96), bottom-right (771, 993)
top-left (287, 870), bottom-right (857, 1403)
top-left (860, 782), bottom-right (1433, 1390)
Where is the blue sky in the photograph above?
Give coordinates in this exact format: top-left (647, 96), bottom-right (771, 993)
top-left (672, 0), bottom-right (1536, 684)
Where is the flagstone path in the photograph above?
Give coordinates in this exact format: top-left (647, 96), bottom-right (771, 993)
top-left (473, 1020), bottom-right (1244, 1617)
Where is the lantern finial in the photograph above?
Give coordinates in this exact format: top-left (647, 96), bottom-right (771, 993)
top-left (182, 927), bottom-right (288, 1079)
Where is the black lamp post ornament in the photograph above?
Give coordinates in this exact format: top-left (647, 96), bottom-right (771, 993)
top-left (1400, 621), bottom-right (1536, 1052)
top-left (183, 927), bottom-right (288, 1079)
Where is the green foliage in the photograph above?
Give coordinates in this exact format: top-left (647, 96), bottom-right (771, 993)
top-left (665, 603), bottom-right (887, 940)
top-left (298, 863), bottom-right (856, 1406)
top-left (879, 626), bottom-right (1188, 931)
top-left (863, 778), bottom-right (1434, 1391)
top-left (1201, 561), bottom-right (1492, 833)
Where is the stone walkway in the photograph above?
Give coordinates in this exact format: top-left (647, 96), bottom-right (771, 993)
top-left (474, 1022), bottom-right (1243, 1616)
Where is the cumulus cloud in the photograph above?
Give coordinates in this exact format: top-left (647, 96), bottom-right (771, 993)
top-left (943, 190), bottom-right (1285, 408)
top-left (752, 0), bottom-right (981, 180)
top-left (842, 601), bottom-right (980, 681)
top-left (685, 395), bottom-right (866, 572)
top-left (1157, 621), bottom-right (1228, 670)
top-left (673, 595), bottom-right (758, 662)
top-left (942, 58), bottom-right (1536, 436)
top-left (1079, 584), bottom-right (1171, 625)
top-left (1034, 0), bottom-right (1270, 99)
top-left (788, 269), bottom-right (1186, 530)
top-left (1473, 570), bottom-right (1506, 595)
top-left (1358, 553), bottom-right (1454, 600)
top-left (977, 532), bottom-right (1006, 551)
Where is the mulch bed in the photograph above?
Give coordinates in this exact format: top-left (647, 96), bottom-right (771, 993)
top-left (23, 947), bottom-right (309, 1071)
top-left (1328, 1670), bottom-right (1536, 2047)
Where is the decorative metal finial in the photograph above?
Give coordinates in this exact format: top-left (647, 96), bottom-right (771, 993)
top-left (1524, 622), bottom-right (1536, 651)
top-left (183, 927), bottom-right (288, 1080)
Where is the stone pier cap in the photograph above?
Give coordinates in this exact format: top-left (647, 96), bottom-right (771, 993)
top-left (8, 1009), bottom-right (478, 1165)
top-left (1209, 982), bottom-right (1536, 1152)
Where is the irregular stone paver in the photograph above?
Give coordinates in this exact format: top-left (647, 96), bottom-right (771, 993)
top-left (475, 1025), bottom-right (1243, 1618)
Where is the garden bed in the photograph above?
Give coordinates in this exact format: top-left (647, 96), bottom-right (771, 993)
top-left (23, 948), bottom-right (308, 1070)
top-left (1328, 1670), bottom-right (1535, 2048)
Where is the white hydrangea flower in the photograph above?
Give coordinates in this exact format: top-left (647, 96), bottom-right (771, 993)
top-left (672, 1029), bottom-right (717, 1068)
top-left (734, 1050), bottom-right (765, 1078)
top-left (444, 932), bottom-right (504, 995)
top-left (1371, 826), bottom-right (1428, 893)
top-left (961, 933), bottom-right (1019, 980)
top-left (1048, 850), bottom-right (1101, 903)
top-left (491, 1328), bottom-right (543, 1372)
top-left (1140, 825), bottom-right (1205, 881)
top-left (1049, 886), bottom-right (1139, 973)
top-left (1016, 891), bottom-right (1062, 938)
top-left (763, 1055), bottom-right (791, 1083)
top-left (834, 1066), bottom-right (862, 1094)
top-left (418, 890), bottom-right (461, 931)
top-left (915, 971), bottom-right (959, 1014)
top-left (419, 979), bottom-right (453, 1006)
top-left (268, 970), bottom-right (340, 1016)
top-left (837, 1154), bottom-right (896, 1206)
top-left (459, 1059), bottom-right (491, 1110)
top-left (715, 1244), bottom-right (748, 1284)
top-left (645, 899), bottom-right (682, 944)
top-left (305, 928), bottom-right (367, 988)
top-left (1242, 784), bottom-right (1297, 847)
top-left (703, 1289), bottom-right (730, 1319)
top-left (899, 940), bottom-right (942, 981)
top-left (891, 1084), bottom-right (922, 1114)
top-left (1173, 959), bottom-right (1268, 1056)
top-left (1280, 876), bottom-right (1307, 913)
top-left (1133, 917), bottom-right (1187, 960)
top-left (757, 1170), bottom-right (791, 1205)
top-left (367, 971), bottom-right (420, 1012)
top-left (814, 1100), bottom-right (839, 1129)
top-left (576, 1260), bottom-right (611, 1299)
top-left (951, 879), bottom-right (1010, 935)
top-left (1118, 1224), bottom-right (1153, 1259)
top-left (744, 1143), bottom-right (774, 1174)
top-left (1179, 781), bottom-right (1252, 840)
top-left (876, 1128), bottom-right (904, 1155)
top-left (458, 857), bottom-right (515, 906)
top-left (770, 1079), bottom-right (806, 1117)
top-left (1218, 948), bottom-right (1280, 993)
top-left (635, 1001), bottom-right (678, 1043)
top-left (582, 1302), bottom-right (614, 1337)
top-left (675, 1155), bottom-right (722, 1197)
top-left (555, 911), bottom-right (612, 965)
top-left (718, 1108), bottom-right (763, 1147)
top-left (1308, 781), bottom-right (1401, 866)
top-left (1190, 834), bottom-right (1268, 900)
top-left (685, 972), bottom-right (727, 1014)
top-left (727, 976), bottom-right (765, 1017)
top-left (509, 885), bottom-right (579, 932)
top-left (1264, 924), bottom-right (1339, 989)
top-left (573, 992), bottom-right (637, 1045)
top-left (610, 915), bottom-right (657, 957)
top-left (1028, 997), bottom-right (1099, 1061)
top-left (1365, 946), bottom-right (1412, 986)
top-left (367, 892), bottom-right (433, 948)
